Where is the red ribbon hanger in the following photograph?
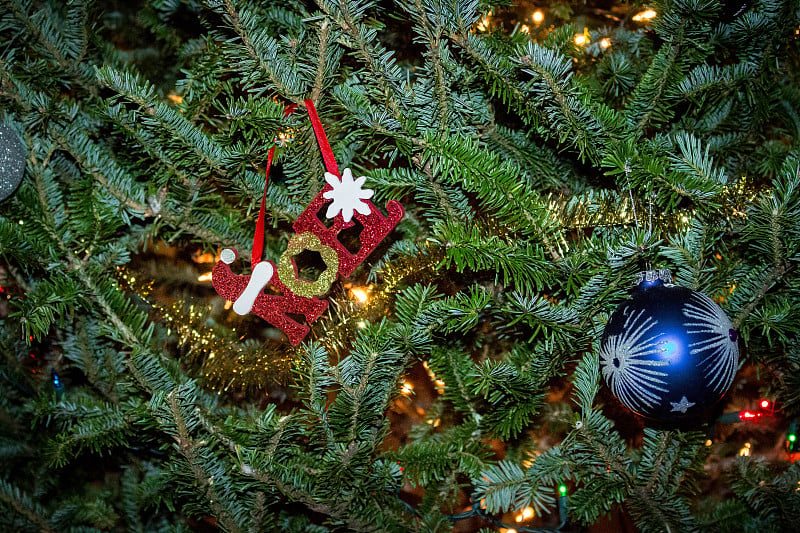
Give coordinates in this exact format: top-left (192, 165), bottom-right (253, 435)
top-left (251, 100), bottom-right (339, 270)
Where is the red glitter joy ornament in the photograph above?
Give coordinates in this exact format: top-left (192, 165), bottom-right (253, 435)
top-left (212, 100), bottom-right (404, 345)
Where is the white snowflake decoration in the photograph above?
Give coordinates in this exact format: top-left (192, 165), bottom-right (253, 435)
top-left (684, 292), bottom-right (739, 394)
top-left (322, 168), bottom-right (374, 223)
top-left (600, 309), bottom-right (669, 414)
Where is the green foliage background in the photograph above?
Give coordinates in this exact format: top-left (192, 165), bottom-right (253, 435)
top-left (1, 0), bottom-right (800, 531)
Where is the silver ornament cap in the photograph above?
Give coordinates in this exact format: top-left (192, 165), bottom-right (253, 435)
top-left (0, 121), bottom-right (26, 202)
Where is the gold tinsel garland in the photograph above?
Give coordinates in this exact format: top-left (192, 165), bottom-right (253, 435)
top-left (117, 263), bottom-right (294, 393)
top-left (115, 239), bottom-right (442, 392)
top-left (311, 242), bottom-right (444, 359)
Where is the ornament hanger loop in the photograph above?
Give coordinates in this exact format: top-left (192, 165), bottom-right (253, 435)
top-left (252, 100), bottom-right (338, 270)
top-left (624, 158), bottom-right (638, 229)
top-left (636, 269), bottom-right (672, 285)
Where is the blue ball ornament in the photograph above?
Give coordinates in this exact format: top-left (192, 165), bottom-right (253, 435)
top-left (0, 121), bottom-right (26, 202)
top-left (600, 270), bottom-right (739, 428)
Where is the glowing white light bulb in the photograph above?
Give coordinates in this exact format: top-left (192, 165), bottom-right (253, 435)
top-left (351, 287), bottom-right (369, 303)
top-left (633, 9), bottom-right (657, 22)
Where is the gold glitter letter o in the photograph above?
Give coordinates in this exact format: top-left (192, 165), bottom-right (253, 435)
top-left (278, 233), bottom-right (339, 298)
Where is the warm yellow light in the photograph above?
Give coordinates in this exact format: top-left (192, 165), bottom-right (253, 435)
top-left (277, 130), bottom-right (295, 145)
top-left (516, 507), bottom-right (534, 521)
top-left (633, 9), bottom-right (657, 22)
top-left (476, 10), bottom-right (492, 32)
top-left (574, 33), bottom-right (587, 46)
top-left (532, 10), bottom-right (544, 23)
top-left (351, 287), bottom-right (369, 303)
top-left (224, 300), bottom-right (233, 310)
top-left (600, 37), bottom-right (611, 49)
top-left (739, 442), bottom-right (751, 457)
top-left (198, 272), bottom-right (213, 282)
top-left (705, 439), bottom-right (713, 447)
top-left (401, 381), bottom-right (414, 395)
top-left (520, 25), bottom-right (530, 34)
top-left (192, 251), bottom-right (217, 264)
top-left (166, 93), bottom-right (183, 105)
top-left (357, 320), bottom-right (367, 329)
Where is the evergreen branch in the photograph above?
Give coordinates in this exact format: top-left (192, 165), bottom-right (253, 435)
top-left (3, 0), bottom-right (65, 65)
top-left (0, 60), bottom-right (31, 112)
top-left (345, 348), bottom-right (381, 445)
top-left (452, 32), bottom-right (545, 127)
top-left (25, 153), bottom-right (169, 393)
top-left (410, 0), bottom-right (450, 134)
top-left (63, 318), bottom-right (122, 403)
top-left (95, 66), bottom-right (230, 176)
top-left (446, 348), bottom-right (480, 423)
top-left (165, 387), bottom-right (243, 533)
top-left (626, 42), bottom-right (682, 132)
top-left (398, 425), bottom-right (488, 487)
top-left (643, 432), bottom-right (671, 496)
top-left (311, 19), bottom-right (331, 105)
top-left (433, 220), bottom-right (553, 294)
top-left (1, 0), bottom-right (97, 94)
top-left (679, 62), bottom-right (758, 101)
top-left (54, 127), bottom-right (252, 257)
top-left (669, 132), bottom-right (727, 194)
top-left (45, 405), bottom-right (131, 467)
top-left (216, 0), bottom-right (305, 105)
top-left (732, 157), bottom-right (800, 328)
top-left (246, 465), bottom-right (333, 515)
top-left (695, 500), bottom-right (750, 530)
top-left (518, 44), bottom-right (608, 163)
top-left (420, 132), bottom-right (564, 258)
top-left (316, 0), bottom-right (408, 125)
top-left (628, 484), bottom-right (691, 533)
top-left (104, 103), bottom-right (198, 190)
top-left (67, 0), bottom-right (90, 63)
top-left (732, 262), bottom-right (788, 330)
top-left (483, 125), bottom-right (573, 191)
top-left (335, 324), bottom-right (407, 448)
top-left (662, 219), bottom-right (713, 290)
top-left (474, 461), bottom-right (529, 513)
top-left (50, 128), bottom-right (150, 216)
top-left (421, 162), bottom-right (468, 223)
top-left (0, 479), bottom-right (55, 533)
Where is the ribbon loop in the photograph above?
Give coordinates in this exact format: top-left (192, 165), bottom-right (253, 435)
top-left (305, 99), bottom-right (339, 176)
top-left (251, 100), bottom-right (336, 269)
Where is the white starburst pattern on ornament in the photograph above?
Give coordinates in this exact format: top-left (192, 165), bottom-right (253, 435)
top-left (684, 292), bottom-right (738, 394)
top-left (600, 309), bottom-right (669, 413)
top-left (670, 396), bottom-right (695, 413)
top-left (322, 168), bottom-right (374, 223)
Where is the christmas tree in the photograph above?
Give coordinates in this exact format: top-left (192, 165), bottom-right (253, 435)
top-left (2, 0), bottom-right (800, 531)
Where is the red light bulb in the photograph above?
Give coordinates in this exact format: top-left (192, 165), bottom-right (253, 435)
top-left (739, 410), bottom-right (762, 422)
top-left (760, 399), bottom-right (770, 409)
